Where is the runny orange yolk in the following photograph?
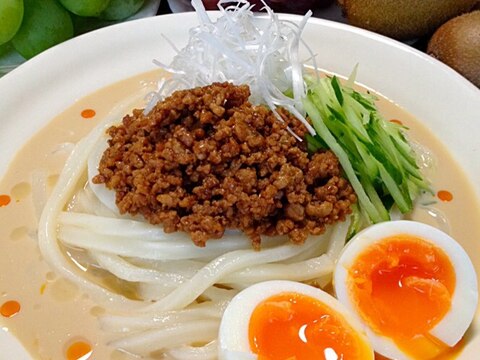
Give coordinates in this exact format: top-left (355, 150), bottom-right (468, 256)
top-left (248, 292), bottom-right (372, 360)
top-left (349, 235), bottom-right (456, 359)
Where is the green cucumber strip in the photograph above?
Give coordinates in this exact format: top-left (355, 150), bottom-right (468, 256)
top-left (304, 75), bottom-right (430, 225)
top-left (346, 203), bottom-right (365, 240)
top-left (305, 133), bottom-right (325, 152)
top-left (378, 163), bottom-right (412, 213)
top-left (304, 95), bottom-right (385, 223)
top-left (331, 76), bottom-right (344, 105)
top-left (351, 91), bottom-right (377, 111)
top-left (359, 170), bottom-right (390, 220)
top-left (356, 142), bottom-right (379, 180)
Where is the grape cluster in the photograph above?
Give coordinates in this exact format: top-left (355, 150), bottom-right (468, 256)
top-left (0, 0), bottom-right (145, 59)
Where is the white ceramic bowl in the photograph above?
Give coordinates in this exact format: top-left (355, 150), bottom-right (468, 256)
top-left (0, 11), bottom-right (479, 359)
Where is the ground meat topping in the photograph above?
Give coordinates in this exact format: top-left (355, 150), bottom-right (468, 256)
top-left (92, 82), bottom-right (356, 247)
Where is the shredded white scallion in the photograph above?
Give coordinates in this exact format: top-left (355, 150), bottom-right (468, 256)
top-left (146, 0), bottom-right (317, 135)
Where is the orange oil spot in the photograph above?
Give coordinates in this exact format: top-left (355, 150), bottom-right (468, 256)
top-left (0, 194), bottom-right (11, 207)
top-left (66, 341), bottom-right (93, 360)
top-left (1, 300), bottom-right (21, 318)
top-left (81, 109), bottom-right (96, 119)
top-left (437, 190), bottom-right (453, 202)
top-left (389, 119), bottom-right (403, 125)
top-left (40, 283), bottom-right (47, 295)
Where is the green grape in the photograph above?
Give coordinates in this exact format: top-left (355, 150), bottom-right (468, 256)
top-left (99, 0), bottom-right (145, 21)
top-left (0, 0), bottom-right (24, 45)
top-left (59, 0), bottom-right (111, 17)
top-left (12, 0), bottom-right (73, 59)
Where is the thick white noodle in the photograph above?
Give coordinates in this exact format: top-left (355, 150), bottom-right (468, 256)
top-left (100, 302), bottom-right (225, 333)
top-left (59, 226), bottom-right (286, 261)
top-left (326, 216), bottom-right (351, 263)
top-left (37, 95), bottom-right (147, 310)
top-left (165, 341), bottom-right (218, 360)
top-left (69, 185), bottom-right (120, 218)
top-left (221, 253), bottom-right (333, 284)
top-left (143, 234), bottom-right (323, 312)
top-left (202, 287), bottom-right (238, 303)
top-left (110, 319), bottom-right (220, 355)
top-left (92, 252), bottom-right (186, 285)
top-left (136, 282), bottom-right (179, 302)
top-left (87, 134), bottom-right (118, 213)
top-left (130, 258), bottom-right (204, 277)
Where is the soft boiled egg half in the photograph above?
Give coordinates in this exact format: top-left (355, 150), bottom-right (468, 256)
top-left (334, 220), bottom-right (478, 360)
top-left (218, 280), bottom-right (374, 360)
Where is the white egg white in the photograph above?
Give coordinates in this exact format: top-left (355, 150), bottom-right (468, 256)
top-left (218, 280), bottom-right (374, 360)
top-left (334, 220), bottom-right (478, 360)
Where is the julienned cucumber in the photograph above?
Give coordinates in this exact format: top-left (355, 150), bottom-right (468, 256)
top-left (303, 75), bottom-right (430, 234)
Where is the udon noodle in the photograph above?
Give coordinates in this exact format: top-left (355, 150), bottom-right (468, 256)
top-left (37, 93), bottom-right (350, 358)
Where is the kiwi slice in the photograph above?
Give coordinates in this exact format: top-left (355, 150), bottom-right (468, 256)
top-left (428, 10), bottom-right (480, 87)
top-left (341, 0), bottom-right (478, 40)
